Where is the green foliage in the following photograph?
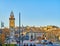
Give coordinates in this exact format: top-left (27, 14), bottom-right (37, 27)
top-left (1, 44), bottom-right (17, 46)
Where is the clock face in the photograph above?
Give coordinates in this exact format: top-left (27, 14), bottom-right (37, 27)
top-left (10, 20), bottom-right (15, 27)
top-left (11, 20), bottom-right (14, 23)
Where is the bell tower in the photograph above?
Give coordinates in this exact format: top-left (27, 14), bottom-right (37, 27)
top-left (9, 11), bottom-right (16, 43)
top-left (9, 11), bottom-right (15, 28)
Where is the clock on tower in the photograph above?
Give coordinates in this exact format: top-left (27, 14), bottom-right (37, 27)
top-left (9, 11), bottom-right (15, 28)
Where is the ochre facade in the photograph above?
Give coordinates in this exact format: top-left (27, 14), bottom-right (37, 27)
top-left (9, 11), bottom-right (15, 28)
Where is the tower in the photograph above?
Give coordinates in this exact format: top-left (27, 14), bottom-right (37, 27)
top-left (9, 11), bottom-right (16, 43)
top-left (9, 11), bottom-right (15, 28)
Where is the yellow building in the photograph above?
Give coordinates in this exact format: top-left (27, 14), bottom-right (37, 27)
top-left (9, 11), bottom-right (15, 28)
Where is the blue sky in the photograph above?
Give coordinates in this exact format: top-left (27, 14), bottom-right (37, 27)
top-left (0, 0), bottom-right (60, 27)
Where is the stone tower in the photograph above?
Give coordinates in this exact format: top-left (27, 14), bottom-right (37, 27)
top-left (9, 11), bottom-right (15, 28)
top-left (9, 11), bottom-right (15, 43)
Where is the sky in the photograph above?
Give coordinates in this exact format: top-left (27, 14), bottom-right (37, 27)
top-left (0, 0), bottom-right (60, 27)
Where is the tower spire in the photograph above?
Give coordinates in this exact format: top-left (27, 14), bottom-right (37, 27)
top-left (10, 11), bottom-right (14, 17)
